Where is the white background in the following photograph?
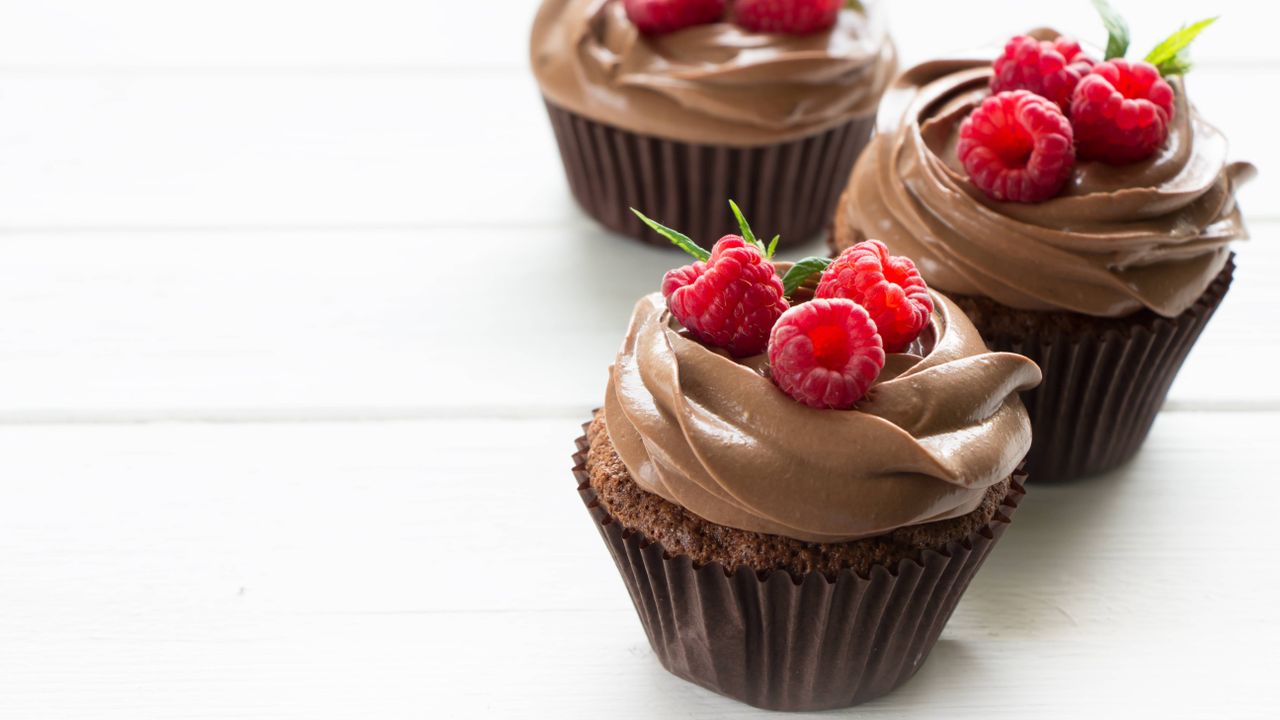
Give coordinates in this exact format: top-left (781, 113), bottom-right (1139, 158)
top-left (0, 1), bottom-right (1275, 718)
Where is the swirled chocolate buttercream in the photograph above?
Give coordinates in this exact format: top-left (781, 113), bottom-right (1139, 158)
top-left (604, 289), bottom-right (1040, 543)
top-left (531, 0), bottom-right (896, 145)
top-left (834, 49), bottom-right (1253, 317)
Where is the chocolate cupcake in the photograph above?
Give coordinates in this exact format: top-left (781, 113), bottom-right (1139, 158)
top-left (530, 0), bottom-right (895, 247)
top-left (832, 22), bottom-right (1253, 482)
top-left (575, 206), bottom-right (1041, 710)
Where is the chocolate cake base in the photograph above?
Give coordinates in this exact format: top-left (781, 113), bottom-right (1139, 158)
top-left (950, 256), bottom-right (1235, 483)
top-left (574, 415), bottom-right (1025, 711)
top-left (585, 414), bottom-right (1011, 578)
top-left (544, 99), bottom-right (876, 249)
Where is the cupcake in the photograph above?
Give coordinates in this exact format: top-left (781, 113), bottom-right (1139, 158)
top-left (573, 204), bottom-right (1041, 710)
top-left (831, 13), bottom-right (1253, 482)
top-left (531, 0), bottom-right (895, 247)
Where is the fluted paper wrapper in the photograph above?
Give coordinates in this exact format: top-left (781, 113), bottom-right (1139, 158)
top-left (959, 256), bottom-right (1235, 484)
top-left (572, 425), bottom-right (1025, 711)
top-left (544, 100), bottom-right (876, 248)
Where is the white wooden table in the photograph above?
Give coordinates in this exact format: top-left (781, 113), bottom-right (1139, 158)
top-left (0, 2), bottom-right (1275, 717)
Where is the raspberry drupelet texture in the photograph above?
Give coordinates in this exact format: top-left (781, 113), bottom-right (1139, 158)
top-left (662, 235), bottom-right (788, 357)
top-left (768, 298), bottom-right (885, 410)
top-left (990, 35), bottom-right (1095, 111)
top-left (957, 90), bottom-right (1075, 203)
top-left (732, 0), bottom-right (841, 35)
top-left (1070, 59), bottom-right (1175, 164)
top-left (623, 0), bottom-right (727, 35)
top-left (815, 240), bottom-right (933, 353)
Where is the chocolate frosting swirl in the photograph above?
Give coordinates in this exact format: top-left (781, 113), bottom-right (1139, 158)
top-left (530, 0), bottom-right (896, 146)
top-left (603, 289), bottom-right (1041, 543)
top-left (834, 51), bottom-right (1254, 317)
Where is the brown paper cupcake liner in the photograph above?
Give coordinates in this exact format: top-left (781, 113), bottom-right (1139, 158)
top-left (572, 423), bottom-right (1025, 711)
top-left (544, 99), bottom-right (876, 248)
top-left (952, 255), bottom-right (1235, 484)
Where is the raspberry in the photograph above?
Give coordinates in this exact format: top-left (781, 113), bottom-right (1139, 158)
top-left (768, 299), bottom-right (885, 410)
top-left (732, 0), bottom-right (841, 35)
top-left (623, 0), bottom-right (727, 35)
top-left (814, 240), bottom-right (933, 353)
top-left (662, 235), bottom-right (788, 357)
top-left (957, 90), bottom-right (1075, 203)
top-left (1070, 59), bottom-right (1174, 164)
top-left (990, 35), bottom-right (1095, 111)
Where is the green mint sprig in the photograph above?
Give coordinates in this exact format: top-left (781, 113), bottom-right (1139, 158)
top-left (632, 201), bottom-right (779, 261)
top-left (728, 199), bottom-right (778, 259)
top-left (1145, 17), bottom-right (1218, 76)
top-left (780, 256), bottom-right (832, 296)
top-left (630, 208), bottom-right (710, 260)
top-left (1091, 0), bottom-right (1130, 60)
top-left (1089, 0), bottom-right (1217, 77)
top-left (728, 200), bottom-right (757, 247)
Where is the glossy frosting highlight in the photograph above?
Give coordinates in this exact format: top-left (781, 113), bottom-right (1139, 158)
top-left (834, 55), bottom-right (1253, 317)
top-left (603, 289), bottom-right (1040, 543)
top-left (530, 0), bottom-right (896, 146)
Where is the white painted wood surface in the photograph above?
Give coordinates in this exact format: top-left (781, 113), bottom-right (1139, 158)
top-left (0, 1), bottom-right (1274, 717)
top-left (0, 414), bottom-right (1276, 719)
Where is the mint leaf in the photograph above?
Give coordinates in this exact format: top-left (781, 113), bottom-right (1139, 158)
top-left (727, 200), bottom-right (760, 252)
top-left (765, 234), bottom-right (779, 260)
top-left (1091, 0), bottom-right (1130, 60)
top-left (781, 257), bottom-right (832, 296)
top-left (845, 0), bottom-right (865, 12)
top-left (630, 208), bottom-right (710, 261)
top-left (1157, 52), bottom-right (1194, 76)
top-left (1145, 17), bottom-right (1217, 76)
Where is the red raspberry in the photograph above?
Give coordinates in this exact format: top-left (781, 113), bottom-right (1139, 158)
top-left (814, 240), bottom-right (933, 353)
top-left (990, 35), bottom-right (1095, 111)
top-left (732, 0), bottom-right (841, 35)
top-left (623, 0), bottom-right (727, 35)
top-left (1070, 59), bottom-right (1175, 164)
top-left (662, 235), bottom-right (788, 357)
top-left (768, 299), bottom-right (885, 410)
top-left (957, 90), bottom-right (1075, 203)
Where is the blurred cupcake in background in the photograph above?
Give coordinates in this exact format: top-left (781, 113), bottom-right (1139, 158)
top-left (531, 0), bottom-right (895, 248)
top-left (831, 6), bottom-right (1253, 482)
